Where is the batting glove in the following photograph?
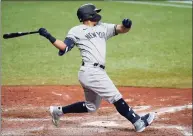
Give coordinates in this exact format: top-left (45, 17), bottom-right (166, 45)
top-left (122, 19), bottom-right (132, 28)
top-left (39, 28), bottom-right (51, 38)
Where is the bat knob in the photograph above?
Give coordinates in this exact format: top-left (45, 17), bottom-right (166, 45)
top-left (3, 34), bottom-right (9, 39)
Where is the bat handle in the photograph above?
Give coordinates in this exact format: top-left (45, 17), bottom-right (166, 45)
top-left (29, 31), bottom-right (39, 34)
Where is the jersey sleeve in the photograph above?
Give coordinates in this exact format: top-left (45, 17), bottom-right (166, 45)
top-left (66, 27), bottom-right (80, 44)
top-left (104, 23), bottom-right (118, 40)
top-left (59, 27), bottom-right (79, 56)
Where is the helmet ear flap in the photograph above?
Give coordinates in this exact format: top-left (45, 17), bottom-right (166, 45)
top-left (79, 14), bottom-right (93, 22)
top-left (90, 14), bottom-right (101, 22)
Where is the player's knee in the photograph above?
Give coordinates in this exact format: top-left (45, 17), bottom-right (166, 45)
top-left (85, 102), bottom-right (99, 113)
top-left (108, 93), bottom-right (122, 104)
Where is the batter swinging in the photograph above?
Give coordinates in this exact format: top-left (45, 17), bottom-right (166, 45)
top-left (39, 3), bottom-right (155, 132)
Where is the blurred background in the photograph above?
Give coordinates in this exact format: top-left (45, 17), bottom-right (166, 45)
top-left (1, 0), bottom-right (192, 88)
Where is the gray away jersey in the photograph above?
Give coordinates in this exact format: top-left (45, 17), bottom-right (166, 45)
top-left (66, 22), bottom-right (117, 65)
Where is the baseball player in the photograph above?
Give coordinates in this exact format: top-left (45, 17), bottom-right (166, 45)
top-left (39, 3), bottom-right (155, 132)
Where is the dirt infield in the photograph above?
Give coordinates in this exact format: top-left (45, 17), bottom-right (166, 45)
top-left (1, 86), bottom-right (192, 136)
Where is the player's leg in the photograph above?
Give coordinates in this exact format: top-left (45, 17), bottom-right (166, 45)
top-left (87, 74), bottom-right (140, 123)
top-left (82, 68), bottom-right (155, 132)
top-left (50, 101), bottom-right (88, 126)
top-left (50, 86), bottom-right (102, 126)
top-left (61, 86), bottom-right (102, 114)
top-left (83, 86), bottom-right (102, 112)
top-left (79, 68), bottom-right (140, 121)
top-left (106, 77), bottom-right (155, 132)
top-left (113, 98), bottom-right (155, 132)
top-left (50, 82), bottom-right (102, 126)
top-left (113, 98), bottom-right (140, 123)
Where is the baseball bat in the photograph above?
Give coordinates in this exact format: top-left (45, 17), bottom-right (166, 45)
top-left (3, 30), bottom-right (39, 39)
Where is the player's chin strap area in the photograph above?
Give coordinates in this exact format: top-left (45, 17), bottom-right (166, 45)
top-left (82, 61), bottom-right (105, 69)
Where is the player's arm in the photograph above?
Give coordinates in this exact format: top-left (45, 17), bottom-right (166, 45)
top-left (52, 39), bottom-right (66, 50)
top-left (39, 28), bottom-right (75, 56)
top-left (39, 28), bottom-right (66, 50)
top-left (116, 19), bottom-right (132, 34)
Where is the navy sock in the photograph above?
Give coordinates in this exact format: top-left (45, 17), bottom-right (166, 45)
top-left (62, 101), bottom-right (88, 114)
top-left (113, 98), bottom-right (140, 124)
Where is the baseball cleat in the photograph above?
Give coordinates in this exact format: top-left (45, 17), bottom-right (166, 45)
top-left (49, 106), bottom-right (63, 127)
top-left (134, 112), bottom-right (155, 132)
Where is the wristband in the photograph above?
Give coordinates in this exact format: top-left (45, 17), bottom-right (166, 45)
top-left (46, 34), bottom-right (56, 44)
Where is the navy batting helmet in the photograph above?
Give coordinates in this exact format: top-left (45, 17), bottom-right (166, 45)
top-left (77, 3), bottom-right (102, 22)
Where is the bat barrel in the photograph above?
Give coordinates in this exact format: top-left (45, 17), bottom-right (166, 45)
top-left (3, 30), bottom-right (39, 39)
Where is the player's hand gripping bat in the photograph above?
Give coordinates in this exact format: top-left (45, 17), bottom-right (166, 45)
top-left (3, 30), bottom-right (39, 39)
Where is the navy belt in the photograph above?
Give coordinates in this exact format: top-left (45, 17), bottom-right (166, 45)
top-left (82, 62), bottom-right (105, 69)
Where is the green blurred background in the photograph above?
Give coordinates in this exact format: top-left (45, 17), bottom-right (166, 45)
top-left (1, 1), bottom-right (192, 88)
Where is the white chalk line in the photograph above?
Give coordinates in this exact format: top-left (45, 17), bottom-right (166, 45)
top-left (133, 105), bottom-right (151, 112)
top-left (3, 116), bottom-right (90, 122)
top-left (152, 125), bottom-right (192, 136)
top-left (82, 120), bottom-right (120, 127)
top-left (154, 104), bottom-right (192, 116)
top-left (118, 1), bottom-right (192, 8)
top-left (2, 106), bottom-right (48, 112)
top-left (3, 118), bottom-right (50, 122)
